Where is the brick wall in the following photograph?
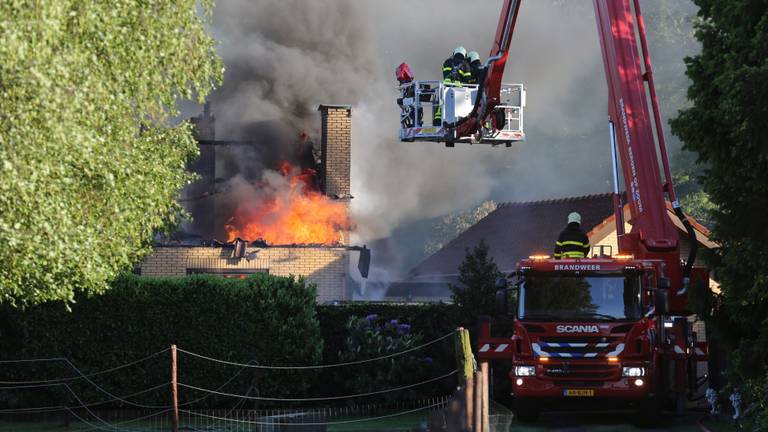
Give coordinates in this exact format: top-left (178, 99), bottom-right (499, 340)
top-left (318, 105), bottom-right (351, 198)
top-left (140, 246), bottom-right (349, 303)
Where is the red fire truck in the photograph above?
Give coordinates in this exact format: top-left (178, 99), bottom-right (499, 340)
top-left (396, 0), bottom-right (709, 423)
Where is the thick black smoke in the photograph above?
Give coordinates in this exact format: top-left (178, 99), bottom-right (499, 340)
top-left (181, 0), bottom-right (377, 239)
top-left (183, 0), bottom-right (698, 282)
top-left (209, 0), bottom-right (376, 138)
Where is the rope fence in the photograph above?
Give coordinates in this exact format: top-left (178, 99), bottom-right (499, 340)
top-left (0, 348), bottom-right (170, 385)
top-left (0, 331), bottom-right (461, 432)
top-left (177, 369), bottom-right (457, 402)
top-left (178, 396), bottom-right (452, 427)
top-left (175, 331), bottom-right (455, 369)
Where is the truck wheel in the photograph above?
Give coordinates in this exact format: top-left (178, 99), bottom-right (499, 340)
top-left (513, 399), bottom-right (540, 423)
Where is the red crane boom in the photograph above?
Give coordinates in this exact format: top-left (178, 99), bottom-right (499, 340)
top-left (449, 0), bottom-right (698, 304)
top-left (455, 0), bottom-right (709, 421)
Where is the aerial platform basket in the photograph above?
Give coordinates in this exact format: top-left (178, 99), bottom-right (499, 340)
top-left (397, 80), bottom-right (526, 147)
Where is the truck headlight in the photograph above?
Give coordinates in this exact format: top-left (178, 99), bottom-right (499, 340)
top-left (622, 366), bottom-right (646, 377)
top-left (514, 366), bottom-right (535, 377)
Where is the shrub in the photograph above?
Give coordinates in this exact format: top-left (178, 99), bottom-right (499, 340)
top-left (337, 315), bottom-right (432, 402)
top-left (0, 273), bottom-right (322, 408)
top-left (314, 305), bottom-right (461, 402)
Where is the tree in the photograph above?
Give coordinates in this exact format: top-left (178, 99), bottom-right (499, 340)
top-left (450, 240), bottom-right (503, 319)
top-left (0, 1), bottom-right (222, 305)
top-left (643, 0), bottom-right (717, 228)
top-left (672, 150), bottom-right (717, 228)
top-left (670, 1), bottom-right (768, 427)
top-left (425, 201), bottom-right (497, 255)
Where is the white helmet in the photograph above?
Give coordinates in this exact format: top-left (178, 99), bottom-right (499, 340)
top-left (453, 46), bottom-right (467, 58)
top-left (568, 212), bottom-right (582, 225)
top-left (467, 51), bottom-right (480, 63)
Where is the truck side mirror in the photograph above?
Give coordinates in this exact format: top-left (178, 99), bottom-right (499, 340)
top-left (495, 277), bottom-right (508, 289)
top-left (654, 289), bottom-right (669, 315)
top-left (495, 277), bottom-right (509, 312)
top-left (495, 288), bottom-right (508, 312)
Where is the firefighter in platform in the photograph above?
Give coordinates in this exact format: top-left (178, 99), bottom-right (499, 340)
top-left (442, 46), bottom-right (471, 85)
top-left (436, 46), bottom-right (471, 125)
top-left (466, 51), bottom-right (484, 84)
top-left (554, 212), bottom-right (591, 259)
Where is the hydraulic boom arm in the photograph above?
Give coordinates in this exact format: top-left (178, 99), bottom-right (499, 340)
top-left (446, 0), bottom-right (698, 308)
top-left (593, 0), bottom-right (698, 305)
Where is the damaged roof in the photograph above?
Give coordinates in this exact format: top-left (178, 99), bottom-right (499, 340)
top-left (408, 193), bottom-right (616, 278)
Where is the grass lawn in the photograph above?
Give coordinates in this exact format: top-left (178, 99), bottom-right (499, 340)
top-left (1, 422), bottom-right (113, 432)
top-left (1, 414), bottom-right (430, 432)
top-left (508, 421), bottom-right (702, 432)
top-left (2, 411), bottom-right (736, 432)
top-left (328, 411), bottom-right (430, 432)
top-left (1, 413), bottom-right (432, 432)
top-left (0, 419), bottom-right (162, 432)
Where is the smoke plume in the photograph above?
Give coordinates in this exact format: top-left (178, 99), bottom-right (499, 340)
top-left (200, 0), bottom-right (698, 276)
top-left (209, 0), bottom-right (376, 138)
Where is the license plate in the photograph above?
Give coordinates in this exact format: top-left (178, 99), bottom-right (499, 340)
top-left (563, 389), bottom-right (594, 397)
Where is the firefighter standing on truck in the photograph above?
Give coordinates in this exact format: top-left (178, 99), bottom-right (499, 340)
top-left (554, 212), bottom-right (591, 259)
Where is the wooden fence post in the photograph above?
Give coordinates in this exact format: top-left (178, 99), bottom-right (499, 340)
top-left (473, 370), bottom-right (482, 432)
top-left (478, 316), bottom-right (491, 432)
top-left (465, 374), bottom-right (474, 432)
top-left (171, 344), bottom-right (179, 432)
top-left (455, 328), bottom-right (475, 432)
top-left (481, 361), bottom-right (489, 432)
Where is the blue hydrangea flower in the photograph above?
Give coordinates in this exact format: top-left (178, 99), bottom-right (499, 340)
top-left (397, 323), bottom-right (411, 335)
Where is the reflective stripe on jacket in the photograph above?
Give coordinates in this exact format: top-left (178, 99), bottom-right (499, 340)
top-left (443, 56), bottom-right (470, 85)
top-left (554, 223), bottom-right (590, 259)
top-left (467, 61), bottom-right (484, 84)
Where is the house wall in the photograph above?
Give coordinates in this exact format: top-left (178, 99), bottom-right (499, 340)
top-left (140, 246), bottom-right (349, 303)
top-left (589, 221), bottom-right (632, 256)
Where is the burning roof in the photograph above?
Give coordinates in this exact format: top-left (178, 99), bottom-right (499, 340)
top-left (224, 161), bottom-right (352, 245)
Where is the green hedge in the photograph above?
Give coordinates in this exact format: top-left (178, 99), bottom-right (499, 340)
top-left (0, 282), bottom-right (510, 408)
top-left (0, 273), bottom-right (322, 408)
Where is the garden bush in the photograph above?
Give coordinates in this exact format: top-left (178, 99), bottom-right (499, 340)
top-left (0, 286), bottom-right (514, 408)
top-left (0, 273), bottom-right (322, 408)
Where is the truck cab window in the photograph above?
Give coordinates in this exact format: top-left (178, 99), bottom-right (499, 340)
top-left (519, 275), bottom-right (643, 321)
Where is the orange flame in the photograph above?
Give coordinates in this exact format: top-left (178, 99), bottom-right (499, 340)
top-left (225, 162), bottom-right (351, 245)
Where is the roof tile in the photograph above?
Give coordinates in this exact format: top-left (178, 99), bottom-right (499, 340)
top-left (409, 193), bottom-right (615, 277)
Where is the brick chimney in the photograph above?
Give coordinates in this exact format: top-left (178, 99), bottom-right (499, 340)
top-left (318, 104), bottom-right (351, 198)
